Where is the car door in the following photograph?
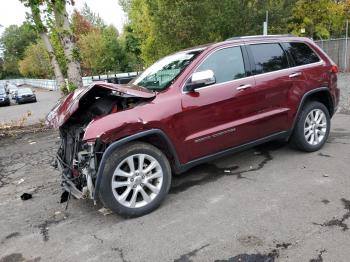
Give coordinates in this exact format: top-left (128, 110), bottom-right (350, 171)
top-left (177, 45), bottom-right (263, 163)
top-left (245, 42), bottom-right (294, 137)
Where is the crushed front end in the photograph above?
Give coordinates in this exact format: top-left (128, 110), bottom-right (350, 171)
top-left (47, 82), bottom-right (155, 202)
top-left (57, 126), bottom-right (101, 201)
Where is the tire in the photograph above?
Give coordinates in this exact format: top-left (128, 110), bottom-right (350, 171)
top-left (99, 142), bottom-right (172, 217)
top-left (291, 101), bottom-right (330, 152)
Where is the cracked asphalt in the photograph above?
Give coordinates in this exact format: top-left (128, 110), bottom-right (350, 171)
top-left (0, 112), bottom-right (349, 262)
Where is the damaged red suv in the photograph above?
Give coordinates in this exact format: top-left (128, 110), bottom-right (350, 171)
top-left (47, 35), bottom-right (339, 217)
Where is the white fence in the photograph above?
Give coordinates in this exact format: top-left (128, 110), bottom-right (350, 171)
top-left (0, 72), bottom-right (140, 91)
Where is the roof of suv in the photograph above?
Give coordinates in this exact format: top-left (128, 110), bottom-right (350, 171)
top-left (225, 34), bottom-right (295, 41)
top-left (180, 35), bottom-right (312, 54)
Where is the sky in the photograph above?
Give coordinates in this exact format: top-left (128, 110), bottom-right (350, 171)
top-left (0, 0), bottom-right (127, 36)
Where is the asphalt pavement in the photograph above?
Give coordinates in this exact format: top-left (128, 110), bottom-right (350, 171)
top-left (0, 76), bottom-right (350, 262)
top-left (0, 85), bottom-right (60, 125)
top-left (0, 112), bottom-right (349, 262)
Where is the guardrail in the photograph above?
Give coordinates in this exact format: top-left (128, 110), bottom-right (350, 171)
top-left (0, 72), bottom-right (140, 90)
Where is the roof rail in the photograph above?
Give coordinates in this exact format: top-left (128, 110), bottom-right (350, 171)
top-left (226, 34), bottom-right (295, 41)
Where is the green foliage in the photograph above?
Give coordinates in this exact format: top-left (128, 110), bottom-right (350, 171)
top-left (119, 25), bottom-right (143, 71)
top-left (18, 41), bottom-right (52, 78)
top-left (67, 82), bottom-right (77, 92)
top-left (127, 0), bottom-right (298, 65)
top-left (78, 25), bottom-right (125, 75)
top-left (50, 29), bottom-right (67, 76)
top-left (289, 0), bottom-right (346, 39)
top-left (0, 23), bottom-right (38, 77)
top-left (6, 0), bottom-right (350, 81)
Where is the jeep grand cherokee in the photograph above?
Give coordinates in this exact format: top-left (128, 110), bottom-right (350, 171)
top-left (47, 35), bottom-right (339, 217)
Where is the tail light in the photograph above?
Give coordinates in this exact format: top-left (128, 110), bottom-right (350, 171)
top-left (331, 64), bottom-right (338, 74)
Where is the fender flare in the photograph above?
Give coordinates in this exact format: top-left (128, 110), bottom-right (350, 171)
top-left (290, 87), bottom-right (333, 135)
top-left (93, 129), bottom-right (181, 200)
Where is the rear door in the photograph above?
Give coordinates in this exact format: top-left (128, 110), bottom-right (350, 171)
top-left (246, 42), bottom-right (294, 137)
top-left (178, 45), bottom-right (262, 162)
top-left (281, 41), bottom-right (328, 126)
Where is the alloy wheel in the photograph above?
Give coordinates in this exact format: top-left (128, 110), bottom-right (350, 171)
top-left (111, 154), bottom-right (163, 208)
top-left (304, 109), bottom-right (327, 146)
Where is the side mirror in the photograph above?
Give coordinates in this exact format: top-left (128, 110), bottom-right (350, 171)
top-left (185, 70), bottom-right (216, 91)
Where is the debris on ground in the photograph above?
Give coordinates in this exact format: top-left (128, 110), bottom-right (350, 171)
top-left (98, 207), bottom-right (113, 216)
top-left (16, 178), bottom-right (25, 185)
top-left (60, 191), bottom-right (70, 203)
top-left (20, 193), bottom-right (32, 200)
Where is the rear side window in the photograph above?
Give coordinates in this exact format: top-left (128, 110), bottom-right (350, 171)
top-left (285, 42), bottom-right (320, 66)
top-left (196, 46), bottom-right (246, 84)
top-left (249, 43), bottom-right (289, 74)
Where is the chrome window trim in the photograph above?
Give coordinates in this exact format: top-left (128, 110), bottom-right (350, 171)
top-left (181, 40), bottom-right (325, 94)
top-left (181, 44), bottom-right (245, 94)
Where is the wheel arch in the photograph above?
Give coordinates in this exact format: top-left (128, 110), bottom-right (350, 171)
top-left (93, 129), bottom-right (181, 200)
top-left (291, 87), bottom-right (334, 136)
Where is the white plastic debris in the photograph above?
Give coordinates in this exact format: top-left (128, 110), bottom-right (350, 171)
top-left (29, 141), bottom-right (36, 145)
top-left (98, 207), bottom-right (113, 216)
top-left (16, 178), bottom-right (25, 185)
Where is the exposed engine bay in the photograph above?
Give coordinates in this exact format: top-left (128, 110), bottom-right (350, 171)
top-left (54, 84), bottom-right (151, 202)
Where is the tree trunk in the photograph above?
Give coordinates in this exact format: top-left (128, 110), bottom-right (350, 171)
top-left (53, 1), bottom-right (83, 89)
top-left (28, 3), bottom-right (66, 91)
top-left (40, 32), bottom-right (66, 89)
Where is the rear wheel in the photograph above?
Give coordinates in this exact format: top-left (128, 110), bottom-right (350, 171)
top-left (99, 142), bottom-right (171, 217)
top-left (291, 101), bottom-right (330, 152)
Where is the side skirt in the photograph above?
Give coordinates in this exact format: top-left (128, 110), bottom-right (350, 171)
top-left (176, 131), bottom-right (289, 173)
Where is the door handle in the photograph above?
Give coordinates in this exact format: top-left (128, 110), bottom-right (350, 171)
top-left (236, 84), bottom-right (252, 90)
top-left (289, 72), bottom-right (302, 78)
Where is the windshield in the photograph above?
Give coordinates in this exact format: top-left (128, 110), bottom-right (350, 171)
top-left (132, 49), bottom-right (203, 90)
top-left (0, 89), bottom-right (5, 95)
top-left (18, 88), bottom-right (32, 94)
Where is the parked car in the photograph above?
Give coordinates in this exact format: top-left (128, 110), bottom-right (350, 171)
top-left (15, 88), bottom-right (37, 104)
top-left (0, 87), bottom-right (10, 106)
top-left (47, 35), bottom-right (339, 217)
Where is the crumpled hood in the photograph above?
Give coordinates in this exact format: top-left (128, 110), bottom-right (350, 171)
top-left (46, 82), bottom-right (155, 128)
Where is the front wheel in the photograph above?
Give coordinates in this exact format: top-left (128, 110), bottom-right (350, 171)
top-left (291, 101), bottom-right (330, 152)
top-left (99, 142), bottom-right (171, 217)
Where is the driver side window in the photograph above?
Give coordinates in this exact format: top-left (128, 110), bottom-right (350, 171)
top-left (196, 46), bottom-right (246, 84)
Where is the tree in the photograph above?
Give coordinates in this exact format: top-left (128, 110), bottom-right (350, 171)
top-left (21, 0), bottom-right (66, 89)
top-left (49, 0), bottom-right (83, 90)
top-left (126, 0), bottom-right (297, 65)
top-left (119, 24), bottom-right (142, 71)
top-left (289, 0), bottom-right (346, 39)
top-left (72, 10), bottom-right (96, 38)
top-left (78, 25), bottom-right (124, 75)
top-left (78, 30), bottom-right (106, 75)
top-left (19, 41), bottom-right (52, 78)
top-left (0, 23), bottom-right (37, 77)
top-left (81, 3), bottom-right (105, 28)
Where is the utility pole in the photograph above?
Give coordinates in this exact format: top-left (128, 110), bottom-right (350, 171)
top-left (345, 20), bottom-right (349, 72)
top-left (263, 11), bottom-right (268, 35)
